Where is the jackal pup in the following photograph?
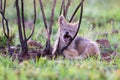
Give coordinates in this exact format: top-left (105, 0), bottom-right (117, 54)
top-left (52, 15), bottom-right (100, 59)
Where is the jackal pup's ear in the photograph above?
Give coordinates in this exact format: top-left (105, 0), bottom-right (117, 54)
top-left (58, 15), bottom-right (67, 27)
top-left (74, 21), bottom-right (79, 27)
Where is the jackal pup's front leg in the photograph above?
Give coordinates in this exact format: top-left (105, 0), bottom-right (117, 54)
top-left (63, 49), bottom-right (79, 59)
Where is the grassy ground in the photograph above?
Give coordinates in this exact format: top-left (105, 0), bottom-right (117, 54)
top-left (0, 0), bottom-right (120, 80)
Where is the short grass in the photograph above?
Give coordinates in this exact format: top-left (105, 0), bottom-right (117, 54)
top-left (0, 0), bottom-right (120, 80)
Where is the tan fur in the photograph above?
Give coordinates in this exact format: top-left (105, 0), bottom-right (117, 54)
top-left (52, 15), bottom-right (100, 59)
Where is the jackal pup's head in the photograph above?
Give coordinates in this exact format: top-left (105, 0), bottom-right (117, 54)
top-left (58, 15), bottom-right (78, 43)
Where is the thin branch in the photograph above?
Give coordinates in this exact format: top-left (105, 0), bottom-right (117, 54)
top-left (0, 12), bottom-right (8, 38)
top-left (21, 0), bottom-right (27, 41)
top-left (39, 0), bottom-right (57, 55)
top-left (26, 0), bottom-right (36, 41)
top-left (3, 0), bottom-right (9, 38)
top-left (63, 0), bottom-right (66, 17)
top-left (0, 0), bottom-right (7, 37)
top-left (69, 0), bottom-right (84, 22)
top-left (15, 0), bottom-right (24, 48)
top-left (39, 0), bottom-right (50, 55)
top-left (39, 0), bottom-right (48, 30)
top-left (16, 0), bottom-right (29, 55)
top-left (1, 0), bottom-right (8, 38)
top-left (33, 0), bottom-right (36, 25)
top-left (0, 11), bottom-right (9, 37)
top-left (0, 0), bottom-right (12, 56)
top-left (39, 0), bottom-right (50, 44)
top-left (45, 0), bottom-right (56, 55)
top-left (60, 0), bottom-right (84, 54)
top-left (3, 0), bottom-right (6, 13)
top-left (64, 0), bottom-right (71, 18)
top-left (0, 0), bottom-right (2, 9)
top-left (49, 0), bottom-right (56, 37)
top-left (59, 0), bottom-right (65, 16)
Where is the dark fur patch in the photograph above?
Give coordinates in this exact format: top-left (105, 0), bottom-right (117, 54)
top-left (74, 37), bottom-right (83, 49)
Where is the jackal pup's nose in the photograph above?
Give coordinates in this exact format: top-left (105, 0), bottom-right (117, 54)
top-left (66, 32), bottom-right (69, 34)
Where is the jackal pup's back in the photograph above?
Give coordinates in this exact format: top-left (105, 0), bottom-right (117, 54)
top-left (52, 15), bottom-right (100, 59)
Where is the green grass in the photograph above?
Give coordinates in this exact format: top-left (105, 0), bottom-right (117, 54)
top-left (0, 56), bottom-right (120, 80)
top-left (0, 0), bottom-right (120, 80)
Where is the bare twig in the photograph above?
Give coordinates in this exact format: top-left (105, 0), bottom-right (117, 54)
top-left (0, 12), bottom-right (11, 55)
top-left (0, 0), bottom-right (12, 56)
top-left (3, 0), bottom-right (9, 39)
top-left (0, 0), bottom-right (7, 37)
top-left (0, 11), bottom-right (9, 39)
top-left (3, 0), bottom-right (6, 13)
top-left (39, 0), bottom-right (50, 55)
top-left (0, 11), bottom-right (9, 37)
top-left (15, 0), bottom-right (25, 53)
top-left (0, 0), bottom-right (6, 12)
top-left (0, 0), bottom-right (2, 9)
top-left (59, 0), bottom-right (65, 16)
top-left (39, 0), bottom-right (49, 45)
top-left (60, 0), bottom-right (84, 54)
top-left (63, 0), bottom-right (66, 17)
top-left (49, 0), bottom-right (56, 37)
top-left (60, 0), bottom-right (71, 18)
top-left (15, 0), bottom-right (36, 57)
top-left (21, 0), bottom-right (29, 53)
top-left (26, 0), bottom-right (36, 41)
top-left (45, 0), bottom-right (56, 55)
top-left (39, 0), bottom-right (56, 55)
top-left (0, 0), bottom-right (7, 38)
top-left (39, 0), bottom-right (48, 30)
top-left (64, 0), bottom-right (71, 18)
top-left (21, 0), bottom-right (27, 41)
top-left (69, 0), bottom-right (84, 22)
top-left (0, 10), bottom-right (8, 38)
top-left (33, 0), bottom-right (36, 24)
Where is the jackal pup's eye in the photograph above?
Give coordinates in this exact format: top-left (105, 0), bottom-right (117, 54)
top-left (70, 30), bottom-right (74, 32)
top-left (63, 29), bottom-right (67, 30)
